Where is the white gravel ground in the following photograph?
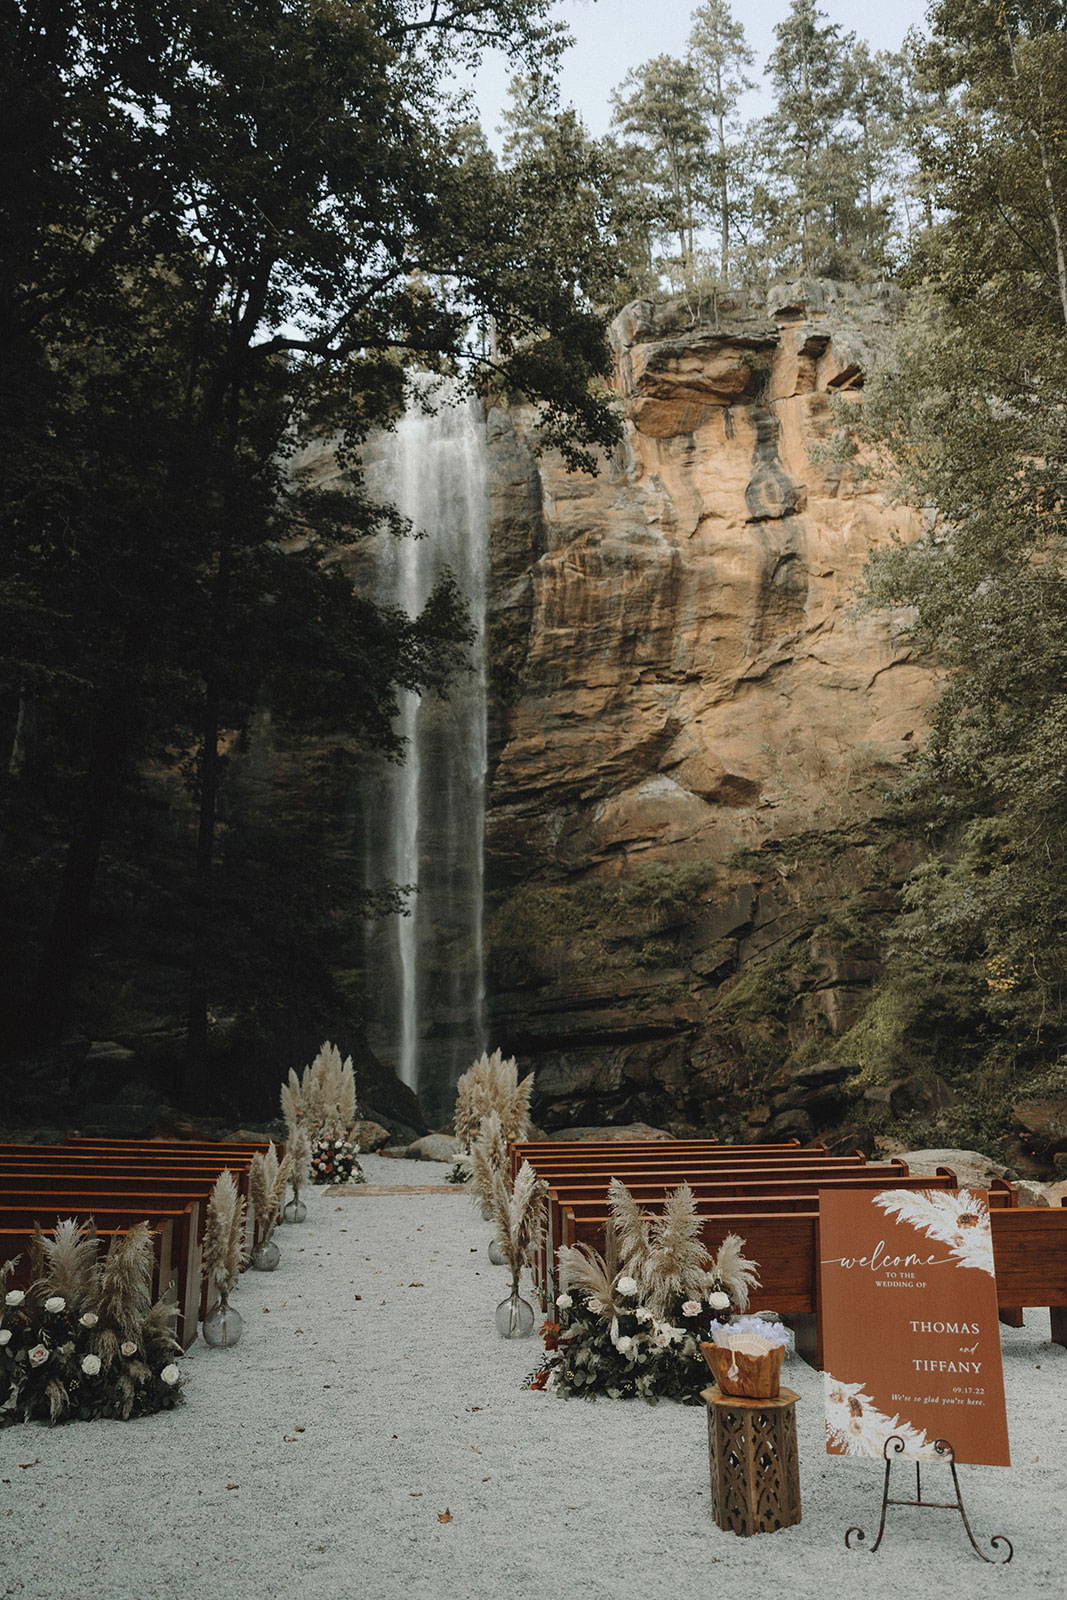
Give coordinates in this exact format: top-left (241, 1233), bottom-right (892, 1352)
top-left (1, 1152), bottom-right (1064, 1600)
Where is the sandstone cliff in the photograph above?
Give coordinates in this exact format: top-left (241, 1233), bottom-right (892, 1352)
top-left (485, 278), bottom-right (936, 1142)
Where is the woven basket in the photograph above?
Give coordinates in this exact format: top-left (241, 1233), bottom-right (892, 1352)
top-left (700, 1339), bottom-right (784, 1399)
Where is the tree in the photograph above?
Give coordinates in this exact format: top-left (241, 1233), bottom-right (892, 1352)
top-left (842, 0), bottom-right (1067, 1123)
top-left (501, 74), bottom-right (656, 302)
top-left (0, 0), bottom-right (621, 1101)
top-left (688, 0), bottom-right (755, 280)
top-left (760, 0), bottom-right (858, 273)
top-left (610, 54), bottom-right (716, 285)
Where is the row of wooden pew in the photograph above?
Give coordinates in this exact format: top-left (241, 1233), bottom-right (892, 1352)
top-left (0, 1136), bottom-right (274, 1347)
top-left (512, 1138), bottom-right (1067, 1365)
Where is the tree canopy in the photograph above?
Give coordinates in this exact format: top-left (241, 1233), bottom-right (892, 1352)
top-left (0, 0), bottom-right (621, 1108)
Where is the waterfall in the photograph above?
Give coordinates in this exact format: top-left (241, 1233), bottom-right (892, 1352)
top-left (360, 377), bottom-right (488, 1123)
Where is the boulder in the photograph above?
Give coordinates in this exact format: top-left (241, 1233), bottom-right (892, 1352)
top-left (405, 1133), bottom-right (461, 1162)
top-left (895, 1149), bottom-right (1013, 1188)
top-left (1012, 1099), bottom-right (1067, 1157)
top-left (352, 1119), bottom-right (391, 1153)
top-left (545, 1122), bottom-right (674, 1142)
top-left (790, 1059), bottom-right (856, 1089)
top-left (863, 1073), bottom-right (955, 1118)
top-left (763, 1109), bottom-right (814, 1142)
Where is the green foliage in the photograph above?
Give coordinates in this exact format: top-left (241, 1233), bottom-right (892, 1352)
top-left (804, 1), bottom-right (1067, 1139)
top-left (0, 0), bottom-right (623, 1094)
top-left (487, 861), bottom-right (717, 989)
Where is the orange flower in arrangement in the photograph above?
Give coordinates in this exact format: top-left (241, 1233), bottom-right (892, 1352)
top-left (540, 1320), bottom-right (561, 1351)
top-left (528, 1368), bottom-right (551, 1391)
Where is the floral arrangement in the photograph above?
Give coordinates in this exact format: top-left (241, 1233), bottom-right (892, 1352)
top-left (445, 1154), bottom-right (471, 1185)
top-left (0, 1224), bottom-right (183, 1426)
top-left (526, 1180), bottom-right (760, 1405)
top-left (281, 1043), bottom-right (365, 1187)
top-left (310, 1135), bottom-right (364, 1185)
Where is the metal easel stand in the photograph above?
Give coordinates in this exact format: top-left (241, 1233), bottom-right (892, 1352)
top-left (845, 1435), bottom-right (1013, 1564)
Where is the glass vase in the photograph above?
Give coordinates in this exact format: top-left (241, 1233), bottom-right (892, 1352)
top-left (495, 1290), bottom-right (536, 1339)
top-left (250, 1237), bottom-right (280, 1271)
top-left (202, 1294), bottom-right (244, 1348)
top-left (282, 1197), bottom-right (307, 1225)
top-left (480, 1202), bottom-right (493, 1221)
top-left (488, 1237), bottom-right (507, 1266)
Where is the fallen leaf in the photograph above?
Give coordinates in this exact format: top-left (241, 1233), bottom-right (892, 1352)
top-left (18, 1460), bottom-right (39, 1470)
top-left (437, 1510), bottom-right (453, 1523)
top-left (283, 1434), bottom-right (297, 1443)
top-left (226, 1484), bottom-right (239, 1491)
top-left (293, 1426), bottom-right (306, 1433)
top-left (408, 1281), bottom-right (424, 1287)
top-left (409, 1492), bottom-right (423, 1498)
top-left (469, 1446), bottom-right (481, 1455)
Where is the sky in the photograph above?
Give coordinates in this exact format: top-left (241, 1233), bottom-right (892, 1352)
top-left (469, 0), bottom-right (933, 145)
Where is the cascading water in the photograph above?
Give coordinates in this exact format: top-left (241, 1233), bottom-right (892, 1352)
top-left (359, 377), bottom-right (488, 1124)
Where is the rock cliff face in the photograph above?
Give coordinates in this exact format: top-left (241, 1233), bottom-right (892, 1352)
top-left (485, 279), bottom-right (936, 1141)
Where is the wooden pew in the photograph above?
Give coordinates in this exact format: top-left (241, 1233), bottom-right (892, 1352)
top-left (561, 1191), bottom-right (1064, 1364)
top-left (0, 1149), bottom-right (258, 1341)
top-left (0, 1181), bottom-right (203, 1347)
top-left (0, 1221), bottom-right (174, 1303)
top-left (536, 1159), bottom-right (902, 1296)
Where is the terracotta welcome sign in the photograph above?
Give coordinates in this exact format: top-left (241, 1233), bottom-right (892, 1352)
top-left (819, 1187), bottom-right (1010, 1467)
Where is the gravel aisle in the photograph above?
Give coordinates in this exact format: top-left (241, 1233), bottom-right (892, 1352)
top-left (1, 1154), bottom-right (1064, 1600)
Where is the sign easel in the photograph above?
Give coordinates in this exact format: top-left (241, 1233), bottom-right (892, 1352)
top-left (818, 1185), bottom-right (1014, 1562)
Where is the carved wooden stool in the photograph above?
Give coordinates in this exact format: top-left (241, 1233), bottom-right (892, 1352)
top-left (701, 1385), bottom-right (801, 1537)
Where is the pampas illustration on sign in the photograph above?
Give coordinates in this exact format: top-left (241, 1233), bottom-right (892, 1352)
top-left (824, 1373), bottom-right (936, 1458)
top-left (872, 1188), bottom-right (995, 1274)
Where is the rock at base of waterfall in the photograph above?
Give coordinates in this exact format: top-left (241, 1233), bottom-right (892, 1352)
top-left (543, 1122), bottom-right (675, 1142)
top-left (405, 1133), bottom-right (461, 1162)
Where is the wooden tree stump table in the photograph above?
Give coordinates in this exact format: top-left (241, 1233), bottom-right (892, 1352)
top-left (701, 1385), bottom-right (801, 1537)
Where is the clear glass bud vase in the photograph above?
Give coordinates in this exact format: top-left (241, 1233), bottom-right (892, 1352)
top-left (495, 1290), bottom-right (536, 1339)
top-left (250, 1237), bottom-right (280, 1271)
top-left (202, 1293), bottom-right (244, 1347)
top-left (282, 1197), bottom-right (307, 1224)
top-left (488, 1237), bottom-right (507, 1266)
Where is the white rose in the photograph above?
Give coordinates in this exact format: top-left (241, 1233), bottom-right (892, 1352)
top-left (635, 1305), bottom-right (653, 1323)
top-left (44, 1296), bottom-right (66, 1314)
top-left (586, 1298), bottom-right (604, 1315)
top-left (5, 1291), bottom-right (25, 1307)
top-left (707, 1292), bottom-right (731, 1311)
top-left (79, 1312), bottom-right (99, 1328)
top-left (616, 1336), bottom-right (635, 1356)
top-left (616, 1276), bottom-right (639, 1297)
top-left (80, 1354), bottom-right (101, 1376)
top-left (28, 1344), bottom-right (49, 1367)
top-left (555, 1293), bottom-right (573, 1310)
top-left (682, 1300), bottom-right (702, 1318)
top-left (120, 1341), bottom-right (137, 1357)
top-left (160, 1364), bottom-right (180, 1386)
top-left (0, 1329), bottom-right (11, 1346)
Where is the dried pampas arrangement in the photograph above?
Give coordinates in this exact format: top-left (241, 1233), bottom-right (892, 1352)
top-left (454, 1048), bottom-right (533, 1152)
top-left (529, 1182), bottom-right (762, 1405)
top-left (0, 1221), bottom-right (183, 1426)
top-left (286, 1124), bottom-right (312, 1207)
top-left (469, 1109), bottom-right (508, 1216)
top-left (203, 1170), bottom-right (246, 1297)
top-left (488, 1160), bottom-right (547, 1303)
top-left (250, 1143), bottom-right (290, 1245)
top-left (280, 1042), bottom-right (361, 1161)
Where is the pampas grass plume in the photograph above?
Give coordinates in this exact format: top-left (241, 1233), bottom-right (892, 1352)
top-left (38, 1217), bottom-right (98, 1307)
top-left (204, 1170), bottom-right (243, 1295)
top-left (92, 1221), bottom-right (154, 1339)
